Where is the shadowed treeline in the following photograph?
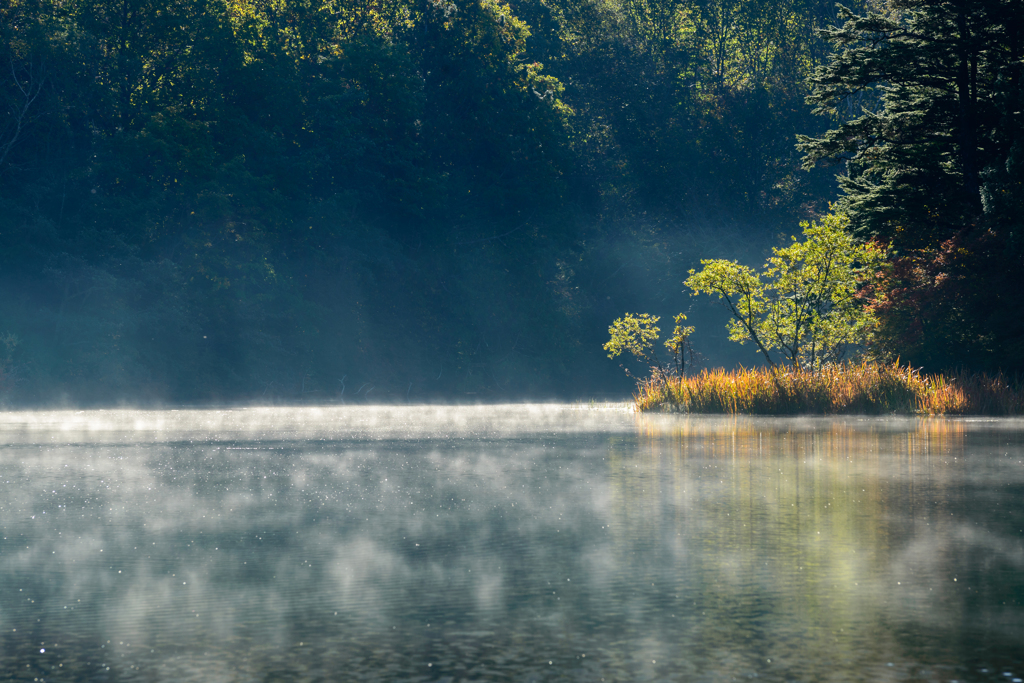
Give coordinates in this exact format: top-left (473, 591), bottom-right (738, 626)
top-left (0, 0), bottom-right (848, 404)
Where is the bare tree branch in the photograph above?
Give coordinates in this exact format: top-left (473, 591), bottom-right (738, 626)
top-left (0, 53), bottom-right (47, 170)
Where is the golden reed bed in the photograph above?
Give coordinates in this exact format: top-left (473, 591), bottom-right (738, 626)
top-left (635, 363), bottom-right (1023, 415)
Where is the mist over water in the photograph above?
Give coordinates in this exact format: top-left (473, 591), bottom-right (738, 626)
top-left (1, 406), bottom-right (1023, 682)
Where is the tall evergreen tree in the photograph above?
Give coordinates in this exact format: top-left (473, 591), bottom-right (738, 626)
top-left (798, 0), bottom-right (1024, 371)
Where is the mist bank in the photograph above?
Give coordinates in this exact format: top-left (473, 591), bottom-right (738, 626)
top-left (0, 214), bottom-right (782, 406)
top-left (4, 409), bottom-right (1023, 680)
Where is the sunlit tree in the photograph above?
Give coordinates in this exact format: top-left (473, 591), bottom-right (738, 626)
top-left (685, 212), bottom-right (885, 370)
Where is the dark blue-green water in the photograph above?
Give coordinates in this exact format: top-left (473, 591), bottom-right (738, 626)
top-left (1, 406), bottom-right (1022, 682)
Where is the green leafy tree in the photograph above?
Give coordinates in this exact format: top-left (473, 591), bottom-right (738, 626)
top-left (665, 313), bottom-right (696, 376)
top-left (604, 312), bottom-right (695, 377)
top-left (604, 313), bottom-right (663, 377)
top-left (685, 212), bottom-right (885, 370)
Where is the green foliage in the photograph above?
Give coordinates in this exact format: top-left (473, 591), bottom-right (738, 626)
top-left (685, 212), bottom-right (885, 370)
top-left (797, 0), bottom-right (1024, 372)
top-left (604, 313), bottom-right (662, 374)
top-left (798, 0), bottom-right (1022, 250)
top-left (14, 0), bottom-right (993, 402)
top-left (0, 0), bottom-right (587, 401)
top-left (665, 313), bottom-right (695, 376)
top-left (604, 312), bottom-right (696, 377)
top-left (544, 0), bottom-right (859, 216)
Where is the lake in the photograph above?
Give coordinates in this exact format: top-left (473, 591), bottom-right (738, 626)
top-left (1, 405), bottom-right (1022, 682)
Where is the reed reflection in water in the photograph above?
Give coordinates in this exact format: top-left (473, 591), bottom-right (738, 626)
top-left (0, 407), bottom-right (1022, 682)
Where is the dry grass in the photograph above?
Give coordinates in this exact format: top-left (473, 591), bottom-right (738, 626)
top-left (635, 363), bottom-right (1023, 415)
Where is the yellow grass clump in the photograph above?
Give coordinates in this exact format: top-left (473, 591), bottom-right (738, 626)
top-left (635, 363), bottom-right (1023, 415)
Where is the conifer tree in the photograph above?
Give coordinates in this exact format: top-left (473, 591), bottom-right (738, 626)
top-left (799, 0), bottom-right (1021, 248)
top-left (798, 0), bottom-right (1024, 371)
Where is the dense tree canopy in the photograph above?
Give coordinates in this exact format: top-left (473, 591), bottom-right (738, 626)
top-left (1, 0), bottom-right (1016, 403)
top-left (0, 0), bottom-right (848, 403)
top-left (798, 0), bottom-right (1022, 248)
top-left (799, 0), bottom-right (1024, 371)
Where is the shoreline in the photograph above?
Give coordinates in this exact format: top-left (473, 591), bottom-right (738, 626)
top-left (634, 363), bottom-right (1023, 416)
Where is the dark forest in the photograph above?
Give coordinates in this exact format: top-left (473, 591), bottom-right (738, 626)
top-left (1, 0), bottom-right (1020, 404)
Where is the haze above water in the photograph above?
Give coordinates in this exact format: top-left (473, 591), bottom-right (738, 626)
top-left (1, 405), bottom-right (1023, 682)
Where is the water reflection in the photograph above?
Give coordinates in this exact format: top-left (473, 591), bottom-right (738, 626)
top-left (1, 407), bottom-right (1022, 681)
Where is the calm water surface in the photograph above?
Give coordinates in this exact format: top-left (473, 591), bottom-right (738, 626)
top-left (1, 405), bottom-right (1022, 682)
